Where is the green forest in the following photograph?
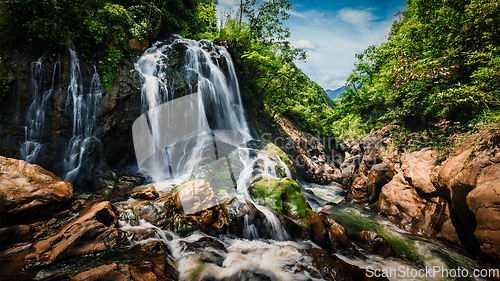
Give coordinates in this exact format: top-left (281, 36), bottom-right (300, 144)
top-left (1, 0), bottom-right (499, 146)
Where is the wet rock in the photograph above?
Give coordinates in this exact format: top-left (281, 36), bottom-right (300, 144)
top-left (176, 180), bottom-right (220, 214)
top-left (70, 263), bottom-right (134, 281)
top-left (84, 163), bottom-right (119, 195)
top-left (221, 269), bottom-right (275, 281)
top-left (432, 128), bottom-right (500, 268)
top-left (351, 230), bottom-right (398, 258)
top-left (132, 186), bottom-right (159, 200)
top-left (181, 236), bottom-right (228, 253)
top-left (25, 201), bottom-right (122, 265)
top-left (0, 225), bottom-right (35, 247)
top-left (307, 248), bottom-right (388, 281)
top-left (251, 178), bottom-right (311, 219)
top-left (251, 177), bottom-right (358, 256)
top-left (0, 156), bottom-right (73, 227)
top-left (263, 142), bottom-right (297, 179)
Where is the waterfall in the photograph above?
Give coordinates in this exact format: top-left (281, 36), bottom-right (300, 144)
top-left (20, 58), bottom-right (59, 163)
top-left (62, 48), bottom-right (102, 183)
top-left (134, 37), bottom-right (251, 181)
top-left (134, 37), bottom-right (290, 241)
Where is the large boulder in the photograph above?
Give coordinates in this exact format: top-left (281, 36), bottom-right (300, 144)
top-left (25, 201), bottom-right (122, 265)
top-left (0, 201), bottom-right (124, 279)
top-left (0, 156), bottom-right (73, 227)
top-left (432, 127), bottom-right (500, 269)
top-left (371, 166), bottom-right (451, 237)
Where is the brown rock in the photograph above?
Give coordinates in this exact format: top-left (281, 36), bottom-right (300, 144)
top-left (0, 224), bottom-right (35, 247)
top-left (348, 160), bottom-right (395, 204)
top-left (0, 156), bottom-right (73, 227)
top-left (274, 116), bottom-right (345, 185)
top-left (431, 128), bottom-right (500, 268)
top-left (401, 148), bottom-right (439, 197)
top-left (214, 37), bottom-right (228, 47)
top-left (371, 170), bottom-right (449, 236)
top-left (351, 230), bottom-right (398, 258)
top-left (132, 185), bottom-right (159, 200)
top-left (466, 167), bottom-right (500, 261)
top-left (175, 180), bottom-right (219, 214)
top-left (25, 201), bottom-right (121, 264)
top-left (71, 263), bottom-right (133, 281)
top-left (307, 248), bottom-right (388, 281)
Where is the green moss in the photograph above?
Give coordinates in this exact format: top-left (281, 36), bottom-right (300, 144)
top-left (251, 178), bottom-right (311, 220)
top-left (264, 142), bottom-right (297, 176)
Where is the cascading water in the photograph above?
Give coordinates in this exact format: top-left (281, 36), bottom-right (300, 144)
top-left (133, 37), bottom-right (289, 241)
top-left (134, 36), bottom-right (252, 182)
top-left (62, 48), bottom-right (102, 183)
top-left (20, 58), bottom-right (59, 163)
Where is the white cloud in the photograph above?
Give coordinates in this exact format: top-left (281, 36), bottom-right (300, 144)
top-left (338, 8), bottom-right (377, 29)
top-left (292, 39), bottom-right (315, 49)
top-left (214, 1), bottom-right (406, 90)
top-left (289, 10), bottom-right (307, 18)
top-left (285, 7), bottom-right (397, 90)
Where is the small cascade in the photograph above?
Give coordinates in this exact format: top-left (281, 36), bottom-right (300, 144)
top-left (236, 147), bottom-right (291, 241)
top-left (62, 48), bottom-right (102, 183)
top-left (20, 58), bottom-right (59, 163)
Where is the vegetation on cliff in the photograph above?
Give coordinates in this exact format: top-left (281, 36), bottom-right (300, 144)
top-left (0, 0), bottom-right (218, 91)
top-left (332, 0), bottom-right (500, 142)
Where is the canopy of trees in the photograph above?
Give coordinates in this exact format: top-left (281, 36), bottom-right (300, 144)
top-left (333, 0), bottom-right (500, 140)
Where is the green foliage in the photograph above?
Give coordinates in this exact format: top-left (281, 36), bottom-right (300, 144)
top-left (220, 2), bottom-right (335, 136)
top-left (0, 76), bottom-right (11, 101)
top-left (98, 47), bottom-right (124, 91)
top-left (333, 0), bottom-right (500, 142)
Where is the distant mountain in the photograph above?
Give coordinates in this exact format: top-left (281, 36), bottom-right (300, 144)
top-left (325, 86), bottom-right (345, 100)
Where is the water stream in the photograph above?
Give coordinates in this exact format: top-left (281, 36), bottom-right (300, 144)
top-left (62, 48), bottom-right (102, 183)
top-left (20, 57), bottom-right (59, 163)
top-left (121, 37), bottom-right (488, 280)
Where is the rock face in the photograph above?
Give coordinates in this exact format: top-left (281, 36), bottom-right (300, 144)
top-left (26, 201), bottom-right (122, 265)
top-left (431, 128), bottom-right (500, 269)
top-left (273, 116), bottom-right (345, 185)
top-left (342, 128), bottom-right (457, 242)
top-left (0, 156), bottom-right (73, 227)
top-left (0, 201), bottom-right (124, 279)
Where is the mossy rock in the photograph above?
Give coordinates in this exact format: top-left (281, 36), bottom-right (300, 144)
top-left (251, 177), bottom-right (312, 220)
top-left (264, 142), bottom-right (297, 179)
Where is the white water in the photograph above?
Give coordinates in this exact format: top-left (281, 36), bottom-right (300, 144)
top-left (62, 48), bottom-right (102, 183)
top-left (133, 37), bottom-right (291, 241)
top-left (134, 37), bottom-right (251, 182)
top-left (20, 58), bottom-right (59, 163)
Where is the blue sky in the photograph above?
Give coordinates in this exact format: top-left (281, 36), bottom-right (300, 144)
top-left (217, 0), bottom-right (407, 90)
